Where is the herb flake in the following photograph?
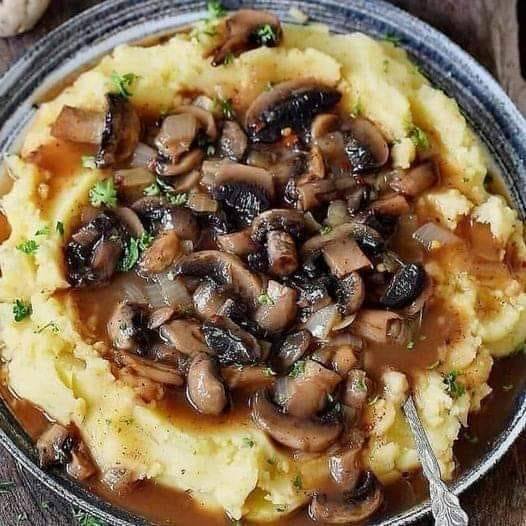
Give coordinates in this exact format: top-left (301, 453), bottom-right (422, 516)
top-left (408, 126), bottom-right (430, 150)
top-left (56, 221), bottom-right (65, 236)
top-left (443, 370), bottom-right (466, 399)
top-left (293, 474), bottom-right (303, 490)
top-left (242, 437), bottom-right (255, 448)
top-left (289, 360), bottom-right (305, 378)
top-left (16, 239), bottom-right (39, 255)
top-left (214, 96), bottom-right (236, 120)
top-left (81, 156), bottom-right (97, 169)
top-left (257, 292), bottom-right (274, 306)
top-left (13, 299), bottom-right (32, 322)
top-left (110, 72), bottom-right (139, 99)
top-left (89, 178), bottom-right (117, 208)
top-left (255, 24), bottom-right (278, 46)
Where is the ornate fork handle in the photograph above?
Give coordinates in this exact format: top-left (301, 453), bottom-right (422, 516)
top-left (403, 396), bottom-right (469, 526)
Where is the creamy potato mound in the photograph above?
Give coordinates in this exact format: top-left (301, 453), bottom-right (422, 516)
top-left (0, 18), bottom-right (525, 523)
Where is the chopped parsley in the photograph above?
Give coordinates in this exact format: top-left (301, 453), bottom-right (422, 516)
top-left (267, 457), bottom-right (277, 466)
top-left (56, 221), bottom-right (65, 236)
top-left (13, 299), bottom-right (32, 322)
top-left (167, 191), bottom-right (188, 206)
top-left (353, 375), bottom-right (367, 392)
top-left (293, 474), bottom-right (303, 490)
top-left (383, 59), bottom-right (390, 73)
top-left (0, 480), bottom-right (16, 494)
top-left (206, 0), bottom-right (226, 20)
top-left (275, 505), bottom-right (288, 513)
top-left (34, 321), bottom-right (60, 335)
top-left (408, 126), bottom-right (430, 150)
top-left (320, 224), bottom-right (332, 235)
top-left (72, 508), bottom-right (107, 526)
top-left (257, 292), bottom-right (275, 306)
top-left (351, 96), bottom-right (363, 117)
top-left (118, 232), bottom-right (153, 272)
top-left (35, 226), bottom-right (50, 236)
top-left (89, 178), bottom-right (117, 208)
top-left (214, 96), bottom-right (236, 120)
top-left (223, 52), bottom-right (235, 65)
top-left (254, 24), bottom-right (278, 46)
top-left (289, 360), bottom-right (305, 378)
top-left (138, 231), bottom-right (154, 250)
top-left (383, 33), bottom-right (401, 46)
top-left (143, 182), bottom-right (161, 196)
top-left (110, 71), bottom-right (139, 99)
top-left (81, 155), bottom-right (97, 169)
top-left (443, 370), bottom-right (466, 399)
top-left (16, 239), bottom-right (38, 255)
top-left (242, 437), bottom-right (255, 448)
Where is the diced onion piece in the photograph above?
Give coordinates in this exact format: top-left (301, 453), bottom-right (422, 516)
top-left (155, 273), bottom-right (193, 309)
top-left (130, 143), bottom-right (156, 169)
top-left (123, 280), bottom-right (147, 304)
top-left (326, 200), bottom-right (351, 227)
top-left (156, 113), bottom-right (199, 160)
top-left (114, 167), bottom-right (155, 188)
top-left (413, 222), bottom-right (462, 251)
top-left (304, 303), bottom-right (341, 339)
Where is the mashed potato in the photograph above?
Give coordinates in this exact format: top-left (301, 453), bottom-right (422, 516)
top-left (1, 19), bottom-right (525, 521)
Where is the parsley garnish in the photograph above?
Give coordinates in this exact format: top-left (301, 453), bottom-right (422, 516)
top-left (143, 182), bottom-right (161, 196)
top-left (384, 33), bottom-right (401, 46)
top-left (16, 239), bottom-right (38, 255)
top-left (35, 226), bottom-right (50, 236)
top-left (138, 231), bottom-right (154, 250)
top-left (408, 126), bottom-right (430, 150)
top-left (223, 52), bottom-right (234, 65)
top-left (81, 156), bottom-right (97, 169)
top-left (56, 221), bottom-right (65, 236)
top-left (293, 474), bottom-right (303, 490)
top-left (214, 96), bottom-right (236, 120)
top-left (34, 321), bottom-right (60, 334)
top-left (443, 370), bottom-right (466, 399)
top-left (351, 96), bottom-right (363, 117)
top-left (167, 192), bottom-right (188, 206)
top-left (72, 508), bottom-right (107, 526)
top-left (13, 299), bottom-right (32, 322)
top-left (267, 457), bottom-right (277, 466)
top-left (257, 292), bottom-right (274, 306)
top-left (0, 481), bottom-right (16, 494)
top-left (118, 237), bottom-right (141, 272)
top-left (289, 360), bottom-right (305, 378)
top-left (254, 24), bottom-right (278, 46)
top-left (89, 178), bottom-right (117, 208)
top-left (110, 71), bottom-right (138, 99)
top-left (207, 0), bottom-right (226, 20)
top-left (242, 437), bottom-right (255, 448)
top-left (320, 224), bottom-right (332, 235)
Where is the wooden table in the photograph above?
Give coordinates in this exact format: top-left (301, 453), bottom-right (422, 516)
top-left (0, 1), bottom-right (525, 525)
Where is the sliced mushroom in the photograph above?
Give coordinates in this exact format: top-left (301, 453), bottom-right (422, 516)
top-left (251, 209), bottom-right (305, 243)
top-left (173, 250), bottom-right (262, 308)
top-left (311, 113), bottom-right (339, 141)
top-left (91, 238), bottom-right (123, 282)
top-left (253, 280), bottom-right (298, 334)
top-left (51, 105), bottom-right (105, 144)
top-left (273, 329), bottom-right (312, 373)
top-left (219, 121), bottom-right (247, 161)
top-left (187, 353), bottom-right (227, 415)
top-left (107, 302), bottom-right (151, 352)
top-left (139, 230), bottom-right (182, 274)
top-left (192, 280), bottom-right (229, 320)
top-left (329, 440), bottom-right (364, 489)
top-left (309, 471), bottom-right (383, 524)
top-left (147, 306), bottom-right (176, 329)
top-left (322, 237), bottom-right (372, 278)
top-left (155, 113), bottom-right (200, 160)
top-left (36, 424), bottom-right (75, 468)
top-left (217, 229), bottom-right (258, 257)
top-left (246, 78), bottom-right (342, 143)
top-left (175, 104), bottom-right (218, 141)
top-left (379, 263), bottom-right (426, 309)
top-left (273, 359), bottom-right (342, 418)
top-left (202, 315), bottom-right (263, 365)
top-left (335, 272), bottom-right (365, 315)
top-left (390, 161), bottom-right (438, 197)
top-left (221, 365), bottom-right (275, 389)
top-left (311, 344), bottom-right (358, 378)
top-left (113, 207), bottom-right (145, 237)
top-left (160, 206), bottom-right (200, 242)
top-left (251, 389), bottom-right (342, 452)
top-left (351, 310), bottom-right (406, 344)
top-left (67, 441), bottom-right (97, 481)
top-left (211, 9), bottom-right (282, 66)
top-left (343, 369), bottom-right (370, 410)
top-left (154, 148), bottom-right (204, 177)
top-left (342, 117), bottom-right (389, 174)
top-left (159, 318), bottom-right (210, 356)
top-left (266, 230), bottom-right (298, 277)
top-left (369, 193), bottom-right (410, 216)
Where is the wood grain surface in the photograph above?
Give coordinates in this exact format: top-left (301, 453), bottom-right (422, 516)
top-left (0, 1), bottom-right (525, 525)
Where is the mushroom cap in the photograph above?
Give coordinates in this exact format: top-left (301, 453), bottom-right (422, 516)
top-left (245, 78), bottom-right (342, 143)
top-left (251, 208), bottom-right (305, 243)
top-left (379, 263), bottom-right (427, 309)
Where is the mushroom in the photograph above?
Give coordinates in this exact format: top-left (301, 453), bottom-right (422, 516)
top-left (210, 9), bottom-right (282, 66)
top-left (245, 78), bottom-right (342, 143)
top-left (0, 0), bottom-right (50, 37)
top-left (273, 329), bottom-right (312, 373)
top-left (221, 365), bottom-right (275, 389)
top-left (219, 121), bottom-right (248, 161)
top-left (192, 280), bottom-right (229, 320)
top-left (52, 94), bottom-right (140, 168)
top-left (65, 211), bottom-right (128, 287)
top-left (154, 148), bottom-right (204, 177)
top-left (175, 105), bottom-right (218, 141)
top-left (311, 113), bottom-right (339, 141)
top-left (343, 369), bottom-right (370, 410)
top-left (342, 117), bottom-right (389, 174)
top-left (251, 209), bottom-right (305, 243)
top-left (186, 353), bottom-right (228, 415)
top-left (251, 389), bottom-right (342, 452)
top-left (160, 206), bottom-right (200, 242)
top-left (113, 207), bottom-right (145, 237)
top-left (309, 471), bottom-right (383, 524)
top-left (67, 441), bottom-right (97, 481)
top-left (212, 163), bottom-right (275, 226)
top-left (216, 228), bottom-right (258, 257)
top-left (311, 344), bottom-right (358, 378)
top-left (147, 306), bottom-right (176, 329)
top-left (390, 161), bottom-right (438, 197)
top-left (273, 359), bottom-right (342, 418)
top-left (369, 193), bottom-right (410, 216)
top-left (379, 263), bottom-right (427, 309)
top-left (36, 424), bottom-right (75, 468)
top-left (158, 318), bottom-right (210, 356)
top-left (202, 315), bottom-right (263, 365)
top-left (322, 237), bottom-right (372, 278)
top-left (335, 272), bottom-right (365, 315)
top-left (351, 310), bottom-right (406, 344)
top-left (328, 437), bottom-right (365, 489)
top-left (253, 280), bottom-right (298, 334)
top-left (107, 302), bottom-right (152, 352)
top-left (119, 366), bottom-right (166, 403)
top-left (138, 230), bottom-right (183, 274)
top-left (266, 230), bottom-right (299, 277)
top-left (173, 250), bottom-right (262, 308)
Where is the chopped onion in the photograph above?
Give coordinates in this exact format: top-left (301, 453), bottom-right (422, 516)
top-left (143, 281), bottom-right (166, 309)
top-left (413, 222), bottom-right (461, 250)
top-left (304, 303), bottom-right (341, 340)
top-left (130, 142), bottom-right (156, 169)
top-left (155, 113), bottom-right (199, 160)
top-left (123, 281), bottom-right (147, 304)
top-left (187, 192), bottom-right (218, 213)
top-left (193, 95), bottom-right (216, 113)
top-left (327, 200), bottom-right (350, 227)
top-left (114, 167), bottom-right (155, 188)
top-left (155, 273), bottom-right (193, 309)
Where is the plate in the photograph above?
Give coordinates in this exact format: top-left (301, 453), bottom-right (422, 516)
top-left (0, 1), bottom-right (525, 524)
